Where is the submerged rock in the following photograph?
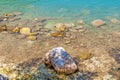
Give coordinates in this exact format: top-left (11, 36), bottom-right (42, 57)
top-left (91, 19), bottom-right (106, 27)
top-left (65, 23), bottom-right (75, 28)
top-left (27, 35), bottom-right (37, 41)
top-left (44, 47), bottom-right (78, 74)
top-left (77, 20), bottom-right (84, 25)
top-left (111, 19), bottom-right (120, 24)
top-left (20, 27), bottom-right (31, 35)
top-left (50, 31), bottom-right (65, 37)
top-left (0, 74), bottom-right (8, 80)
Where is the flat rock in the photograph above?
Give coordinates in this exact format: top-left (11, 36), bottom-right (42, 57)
top-left (111, 19), bottom-right (120, 24)
top-left (77, 20), bottom-right (84, 25)
top-left (44, 47), bottom-right (77, 74)
top-left (91, 19), bottom-right (106, 27)
top-left (20, 27), bottom-right (31, 35)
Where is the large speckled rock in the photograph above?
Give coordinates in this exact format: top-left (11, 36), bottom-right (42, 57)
top-left (44, 47), bottom-right (78, 74)
top-left (0, 74), bottom-right (8, 80)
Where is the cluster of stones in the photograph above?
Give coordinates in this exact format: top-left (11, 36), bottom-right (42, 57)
top-left (0, 12), bottom-right (120, 79)
top-left (0, 12), bottom-right (51, 41)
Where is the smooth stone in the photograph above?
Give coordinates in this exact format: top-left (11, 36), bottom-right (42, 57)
top-left (44, 47), bottom-right (78, 74)
top-left (111, 19), bottom-right (120, 24)
top-left (41, 28), bottom-right (50, 32)
top-left (34, 18), bottom-right (47, 22)
top-left (20, 27), bottom-right (31, 35)
top-left (0, 18), bottom-right (3, 22)
top-left (91, 19), bottom-right (106, 27)
top-left (5, 13), bottom-right (16, 19)
top-left (12, 27), bottom-right (21, 33)
top-left (32, 27), bottom-right (40, 32)
top-left (1, 31), bottom-right (9, 34)
top-left (9, 17), bottom-right (21, 22)
top-left (65, 23), bottom-right (75, 28)
top-left (76, 53), bottom-right (93, 61)
top-left (0, 74), bottom-right (8, 80)
top-left (77, 20), bottom-right (84, 25)
top-left (65, 40), bottom-right (71, 44)
top-left (55, 23), bottom-right (68, 32)
top-left (12, 12), bottom-right (23, 16)
top-left (74, 26), bottom-right (83, 30)
top-left (54, 23), bottom-right (64, 28)
top-left (28, 32), bottom-right (39, 36)
top-left (50, 31), bottom-right (65, 37)
top-left (27, 35), bottom-right (37, 41)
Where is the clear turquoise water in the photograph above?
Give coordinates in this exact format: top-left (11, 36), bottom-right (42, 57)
top-left (0, 0), bottom-right (120, 22)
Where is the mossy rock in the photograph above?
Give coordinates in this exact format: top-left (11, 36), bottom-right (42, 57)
top-left (77, 53), bottom-right (93, 61)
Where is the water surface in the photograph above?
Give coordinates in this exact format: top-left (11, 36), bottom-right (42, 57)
top-left (0, 0), bottom-right (120, 23)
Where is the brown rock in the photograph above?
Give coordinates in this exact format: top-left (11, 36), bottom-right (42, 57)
top-left (20, 27), bottom-right (31, 35)
top-left (50, 31), bottom-right (65, 37)
top-left (12, 27), bottom-right (21, 33)
top-left (27, 35), bottom-right (37, 41)
top-left (91, 19), bottom-right (106, 27)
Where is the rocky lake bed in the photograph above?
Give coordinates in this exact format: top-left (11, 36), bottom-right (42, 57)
top-left (0, 12), bottom-right (120, 80)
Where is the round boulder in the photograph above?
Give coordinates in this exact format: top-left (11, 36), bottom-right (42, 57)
top-left (44, 47), bottom-right (78, 74)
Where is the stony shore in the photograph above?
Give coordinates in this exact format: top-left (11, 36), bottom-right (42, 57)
top-left (0, 12), bottom-right (120, 80)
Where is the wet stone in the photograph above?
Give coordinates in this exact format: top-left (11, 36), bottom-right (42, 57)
top-left (12, 12), bottom-right (23, 16)
top-left (27, 35), bottom-right (37, 41)
top-left (77, 20), bottom-right (84, 25)
top-left (34, 18), bottom-right (47, 22)
top-left (0, 18), bottom-right (3, 22)
top-left (74, 26), bottom-right (84, 30)
top-left (44, 47), bottom-right (78, 74)
top-left (109, 48), bottom-right (120, 64)
top-left (20, 27), bottom-right (31, 35)
top-left (0, 74), bottom-right (8, 80)
top-left (91, 19), bottom-right (106, 27)
top-left (9, 17), bottom-right (21, 22)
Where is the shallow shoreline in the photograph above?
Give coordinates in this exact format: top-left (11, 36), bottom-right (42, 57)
top-left (0, 12), bottom-right (120, 80)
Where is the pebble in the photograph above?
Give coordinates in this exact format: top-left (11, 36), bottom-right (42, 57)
top-left (65, 40), bottom-right (71, 44)
top-left (20, 27), bottom-right (31, 35)
top-left (27, 35), bottom-right (37, 41)
top-left (74, 26), bottom-right (83, 30)
top-left (91, 19), bottom-right (106, 27)
top-left (111, 19), bottom-right (120, 24)
top-left (77, 20), bottom-right (84, 25)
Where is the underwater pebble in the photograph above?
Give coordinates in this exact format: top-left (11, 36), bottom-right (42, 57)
top-left (91, 19), bottom-right (106, 27)
top-left (65, 23), bottom-right (75, 28)
top-left (77, 20), bottom-right (84, 25)
top-left (111, 19), bottom-right (120, 24)
top-left (27, 35), bottom-right (37, 41)
top-left (20, 27), bottom-right (31, 35)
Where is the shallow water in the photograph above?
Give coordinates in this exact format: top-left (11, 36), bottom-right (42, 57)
top-left (0, 0), bottom-right (120, 22)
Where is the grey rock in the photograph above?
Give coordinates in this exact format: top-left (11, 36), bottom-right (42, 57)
top-left (0, 74), bottom-right (8, 80)
top-left (44, 47), bottom-right (78, 74)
